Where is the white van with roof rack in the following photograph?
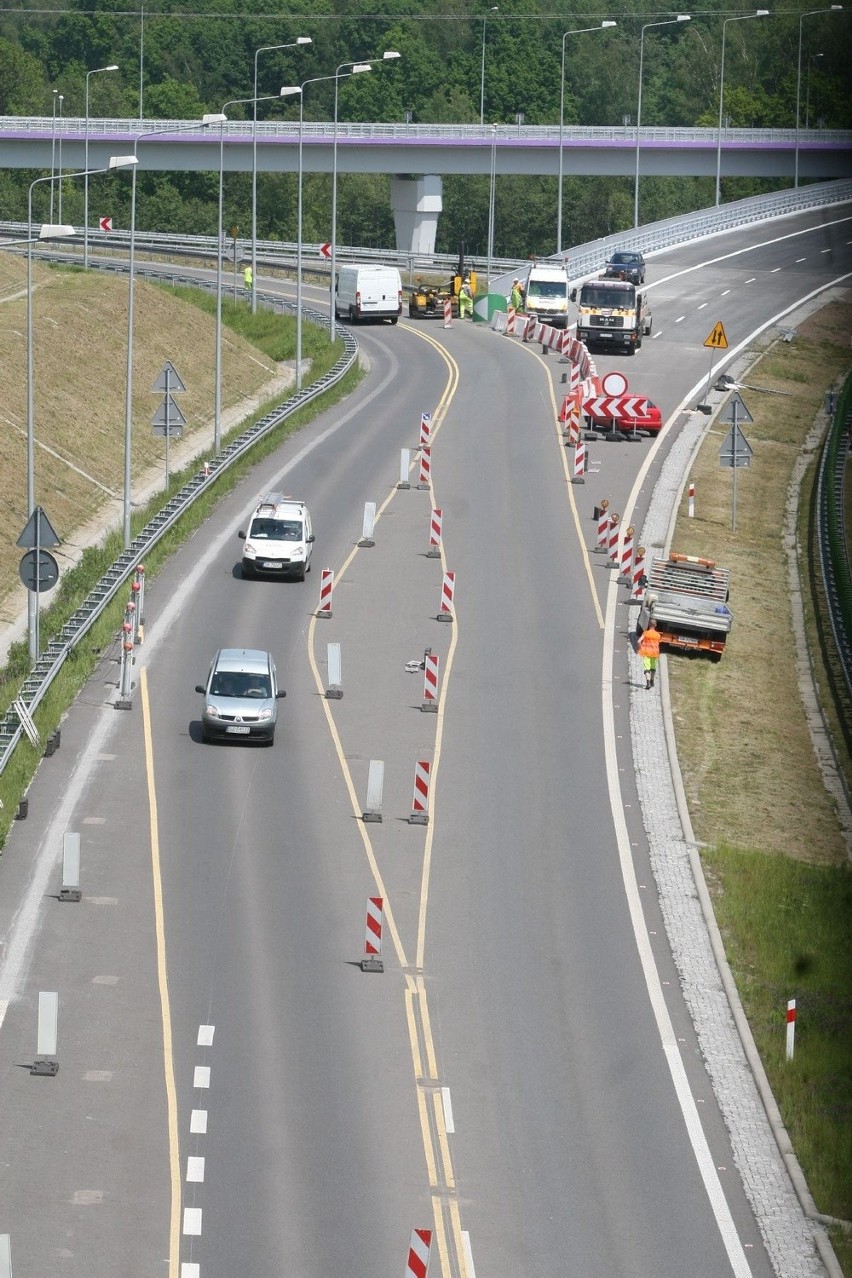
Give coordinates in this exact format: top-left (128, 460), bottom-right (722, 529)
top-left (238, 493), bottom-right (314, 581)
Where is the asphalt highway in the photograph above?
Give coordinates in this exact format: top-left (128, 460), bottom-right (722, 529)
top-left (0, 203), bottom-right (849, 1277)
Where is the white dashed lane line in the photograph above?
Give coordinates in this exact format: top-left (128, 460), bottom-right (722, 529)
top-left (721, 288), bottom-right (731, 295)
top-left (744, 277), bottom-right (756, 283)
top-left (796, 257), bottom-right (807, 262)
top-left (698, 301), bottom-right (708, 309)
top-left (770, 267), bottom-right (781, 273)
top-left (190, 1109), bottom-right (207, 1133)
top-left (674, 315), bottom-right (685, 323)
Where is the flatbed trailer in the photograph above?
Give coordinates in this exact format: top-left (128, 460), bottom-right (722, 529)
top-left (637, 553), bottom-right (732, 660)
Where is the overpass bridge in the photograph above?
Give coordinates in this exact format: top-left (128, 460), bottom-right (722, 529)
top-left (2, 116), bottom-right (850, 253)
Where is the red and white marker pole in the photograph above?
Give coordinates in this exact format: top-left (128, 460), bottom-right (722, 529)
top-left (506, 304), bottom-right (516, 334)
top-left (608, 513), bottom-right (621, 565)
top-left (406, 1229), bottom-right (432, 1278)
top-left (595, 499), bottom-right (610, 553)
top-left (361, 897), bottom-right (384, 973)
top-left (443, 297), bottom-right (453, 328)
top-left (420, 412), bottom-right (432, 449)
top-left (619, 524), bottom-right (635, 585)
top-left (409, 760), bottom-right (431, 825)
top-left (631, 545), bottom-right (646, 601)
top-left (422, 651), bottom-right (439, 712)
top-left (317, 568), bottom-right (333, 618)
top-left (427, 508), bottom-right (442, 558)
top-left (786, 998), bottom-right (796, 1061)
top-left (418, 446), bottom-right (431, 490)
top-left (688, 480), bottom-right (696, 519)
top-left (438, 570), bottom-right (455, 622)
top-left (572, 438), bottom-right (586, 484)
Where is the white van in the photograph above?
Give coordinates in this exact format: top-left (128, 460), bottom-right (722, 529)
top-left (238, 493), bottom-right (314, 581)
top-left (524, 264), bottom-right (571, 329)
top-left (334, 263), bottom-right (402, 324)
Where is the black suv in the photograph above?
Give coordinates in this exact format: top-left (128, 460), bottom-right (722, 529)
top-left (603, 250), bottom-right (646, 285)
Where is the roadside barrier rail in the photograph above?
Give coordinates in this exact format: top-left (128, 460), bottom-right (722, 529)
top-left (0, 282), bottom-right (357, 777)
top-left (816, 371), bottom-right (852, 717)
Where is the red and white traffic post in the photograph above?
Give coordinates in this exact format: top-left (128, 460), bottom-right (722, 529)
top-left (361, 897), bottom-right (384, 973)
top-left (571, 438), bottom-right (587, 485)
top-left (619, 524), bottom-right (635, 585)
top-left (688, 480), bottom-right (696, 519)
top-left (409, 760), bottom-right (431, 825)
top-left (421, 651), bottom-right (440, 712)
top-left (406, 1228), bottom-right (432, 1278)
top-left (132, 563), bottom-right (145, 643)
top-left (317, 568), bottom-right (334, 618)
top-left (631, 545), bottom-right (646, 602)
top-left (437, 570), bottom-right (455, 622)
top-left (786, 998), bottom-right (796, 1061)
top-left (419, 411), bottom-right (432, 449)
top-left (506, 304), bottom-right (516, 334)
top-left (443, 297), bottom-right (453, 328)
top-left (595, 499), bottom-right (610, 553)
top-left (418, 446), bottom-right (431, 490)
top-left (427, 508), bottom-right (442, 558)
top-left (608, 512), bottom-right (621, 566)
top-left (116, 600), bottom-right (136, 708)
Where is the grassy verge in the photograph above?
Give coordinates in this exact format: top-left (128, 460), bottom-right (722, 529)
top-left (0, 292), bottom-right (360, 846)
top-left (667, 296), bottom-right (852, 1268)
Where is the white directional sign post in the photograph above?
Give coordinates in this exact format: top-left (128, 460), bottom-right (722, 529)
top-left (718, 391), bottom-right (754, 532)
top-left (151, 362), bottom-right (187, 489)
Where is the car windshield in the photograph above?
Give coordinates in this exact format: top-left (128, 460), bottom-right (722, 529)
top-left (210, 672), bottom-right (272, 699)
top-left (581, 284), bottom-right (636, 308)
top-left (527, 281), bottom-right (566, 300)
top-left (250, 518), bottom-right (302, 541)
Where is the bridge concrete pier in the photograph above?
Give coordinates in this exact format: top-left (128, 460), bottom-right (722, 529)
top-left (390, 175), bottom-right (442, 255)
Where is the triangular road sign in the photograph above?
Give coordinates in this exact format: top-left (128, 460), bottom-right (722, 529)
top-left (704, 321), bottom-right (728, 350)
top-left (151, 362), bottom-right (187, 393)
top-left (151, 395), bottom-right (188, 428)
top-left (17, 506), bottom-right (61, 549)
top-left (719, 423), bottom-right (754, 467)
top-left (720, 391), bottom-right (754, 423)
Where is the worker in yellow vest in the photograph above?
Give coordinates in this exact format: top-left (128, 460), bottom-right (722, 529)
top-left (458, 273), bottom-right (474, 319)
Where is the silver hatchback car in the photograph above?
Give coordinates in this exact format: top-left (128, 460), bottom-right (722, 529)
top-left (195, 648), bottom-right (285, 745)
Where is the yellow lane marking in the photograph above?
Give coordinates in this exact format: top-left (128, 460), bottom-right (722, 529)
top-left (306, 324), bottom-right (465, 1276)
top-left (140, 668), bottom-right (182, 1277)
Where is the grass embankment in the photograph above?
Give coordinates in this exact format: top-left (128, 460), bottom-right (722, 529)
top-left (667, 296), bottom-right (852, 1268)
top-left (0, 262), bottom-right (357, 845)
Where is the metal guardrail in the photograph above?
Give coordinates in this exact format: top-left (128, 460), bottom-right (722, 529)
top-left (0, 282), bottom-right (358, 776)
top-left (816, 373), bottom-right (852, 717)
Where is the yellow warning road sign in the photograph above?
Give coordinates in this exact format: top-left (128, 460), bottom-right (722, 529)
top-left (704, 321), bottom-right (729, 349)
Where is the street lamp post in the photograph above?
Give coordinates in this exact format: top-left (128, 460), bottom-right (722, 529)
top-left (634, 15), bottom-right (690, 229)
top-left (805, 52), bottom-right (824, 128)
top-left (57, 95), bottom-right (64, 225)
top-left (557, 21), bottom-right (616, 254)
top-left (50, 90), bottom-right (58, 221)
top-left (121, 122), bottom-right (217, 548)
top-left (252, 37), bottom-right (311, 315)
top-left (84, 64), bottom-right (119, 268)
top-left (297, 69), bottom-right (366, 391)
top-left (27, 158), bottom-right (136, 658)
top-left (331, 50), bottom-right (400, 342)
top-left (795, 7), bottom-right (842, 188)
top-left (715, 11), bottom-right (768, 207)
top-left (487, 125), bottom-right (497, 286)
top-left (215, 93), bottom-right (298, 454)
top-left (479, 6), bottom-right (499, 126)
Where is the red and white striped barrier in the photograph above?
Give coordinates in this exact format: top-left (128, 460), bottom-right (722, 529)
top-left (427, 507), bottom-right (442, 558)
top-left (571, 438), bottom-right (586, 485)
top-left (688, 480), bottom-right (695, 519)
top-left (506, 305), bottom-right (516, 334)
top-left (317, 568), bottom-right (333, 618)
top-left (409, 760), bottom-right (431, 825)
top-left (361, 897), bottom-right (384, 973)
top-left (133, 564), bottom-right (146, 642)
top-left (558, 395), bottom-right (572, 424)
top-left (786, 998), bottom-right (796, 1060)
top-left (422, 651), bottom-right (440, 712)
top-left (619, 524), bottom-right (634, 584)
top-left (565, 401), bottom-right (581, 446)
top-left (438, 570), bottom-right (455, 622)
top-left (595, 499), bottom-right (610, 553)
top-left (631, 545), bottom-right (646, 601)
top-left (608, 513), bottom-right (621, 566)
top-left (418, 446), bottom-right (431, 490)
top-left (420, 412), bottom-right (432, 449)
top-left (443, 298), bottom-right (453, 328)
top-left (406, 1229), bottom-right (432, 1278)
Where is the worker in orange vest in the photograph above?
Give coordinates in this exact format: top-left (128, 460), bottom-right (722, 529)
top-left (638, 623), bottom-right (662, 689)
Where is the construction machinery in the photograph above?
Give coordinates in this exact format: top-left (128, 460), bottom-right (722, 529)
top-left (408, 247), bottom-right (477, 320)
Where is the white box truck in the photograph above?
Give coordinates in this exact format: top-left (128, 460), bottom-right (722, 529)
top-left (523, 264), bottom-right (571, 329)
top-left (334, 263), bottom-right (402, 324)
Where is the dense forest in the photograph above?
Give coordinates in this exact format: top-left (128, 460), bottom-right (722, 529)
top-left (0, 1), bottom-right (849, 257)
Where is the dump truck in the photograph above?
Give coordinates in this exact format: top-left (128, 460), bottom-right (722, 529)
top-left (637, 553), bottom-right (732, 660)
